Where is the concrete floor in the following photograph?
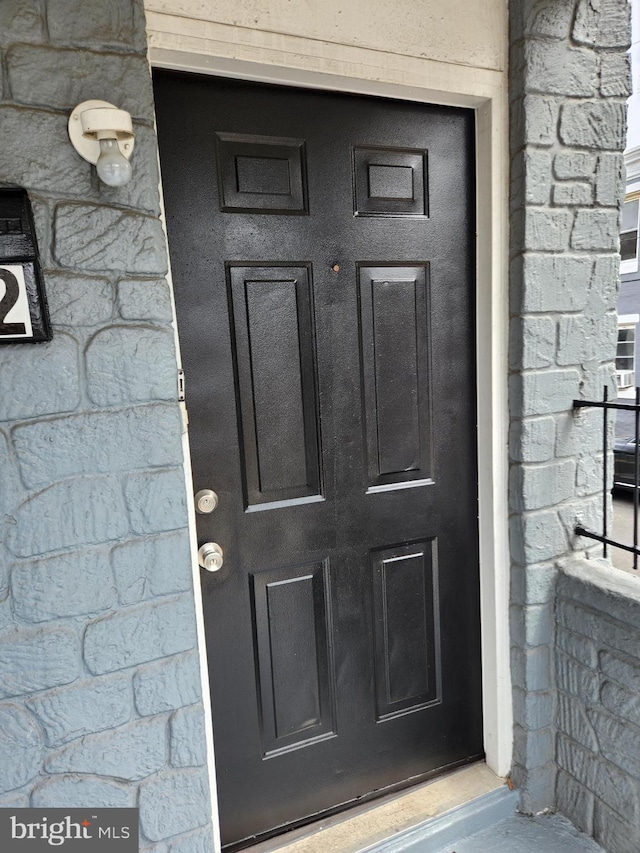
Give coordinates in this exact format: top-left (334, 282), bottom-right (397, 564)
top-left (253, 765), bottom-right (504, 853)
top-left (438, 813), bottom-right (603, 853)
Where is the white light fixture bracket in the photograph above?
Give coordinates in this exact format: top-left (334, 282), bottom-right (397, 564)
top-left (68, 100), bottom-right (135, 166)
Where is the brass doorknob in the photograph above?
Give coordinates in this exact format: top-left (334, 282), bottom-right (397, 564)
top-left (198, 542), bottom-right (224, 572)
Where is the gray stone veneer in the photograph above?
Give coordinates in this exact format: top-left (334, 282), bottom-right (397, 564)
top-left (0, 2), bottom-right (213, 851)
top-left (556, 560), bottom-right (640, 853)
top-left (509, 0), bottom-right (630, 812)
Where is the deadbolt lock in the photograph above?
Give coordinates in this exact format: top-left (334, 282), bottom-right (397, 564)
top-left (198, 542), bottom-right (224, 572)
top-left (195, 489), bottom-right (219, 514)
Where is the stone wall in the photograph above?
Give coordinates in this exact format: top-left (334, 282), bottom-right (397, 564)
top-left (556, 560), bottom-right (640, 853)
top-left (508, 0), bottom-right (630, 811)
top-left (0, 2), bottom-right (213, 850)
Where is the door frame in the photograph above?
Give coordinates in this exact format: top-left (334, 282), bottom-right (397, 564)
top-left (148, 17), bottom-right (511, 849)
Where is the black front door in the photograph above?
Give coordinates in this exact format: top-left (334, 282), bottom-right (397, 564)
top-left (154, 71), bottom-right (482, 850)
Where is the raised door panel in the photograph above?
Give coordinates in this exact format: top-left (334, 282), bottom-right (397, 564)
top-left (371, 540), bottom-right (440, 721)
top-left (353, 146), bottom-right (428, 217)
top-left (228, 264), bottom-right (322, 509)
top-left (216, 133), bottom-right (308, 214)
top-left (252, 560), bottom-right (336, 756)
top-left (358, 264), bottom-right (432, 491)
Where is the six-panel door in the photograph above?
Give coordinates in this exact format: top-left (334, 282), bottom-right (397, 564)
top-left (154, 71), bottom-right (483, 850)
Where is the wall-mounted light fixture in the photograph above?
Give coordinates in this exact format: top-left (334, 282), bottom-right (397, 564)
top-left (68, 100), bottom-right (135, 187)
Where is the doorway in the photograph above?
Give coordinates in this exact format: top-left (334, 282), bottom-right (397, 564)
top-left (154, 70), bottom-right (482, 849)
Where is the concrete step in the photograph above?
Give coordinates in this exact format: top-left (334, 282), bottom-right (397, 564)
top-left (251, 763), bottom-right (507, 853)
top-left (434, 812), bottom-right (605, 853)
top-left (361, 786), bottom-right (518, 853)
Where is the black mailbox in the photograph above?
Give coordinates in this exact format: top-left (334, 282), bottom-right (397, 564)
top-left (0, 188), bottom-right (51, 344)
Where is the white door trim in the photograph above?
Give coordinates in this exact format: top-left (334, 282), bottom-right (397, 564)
top-left (147, 14), bottom-right (512, 848)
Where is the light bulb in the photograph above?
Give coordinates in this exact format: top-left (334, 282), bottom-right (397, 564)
top-left (96, 137), bottom-right (132, 187)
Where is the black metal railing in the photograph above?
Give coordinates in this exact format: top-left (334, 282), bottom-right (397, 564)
top-left (573, 387), bottom-right (640, 569)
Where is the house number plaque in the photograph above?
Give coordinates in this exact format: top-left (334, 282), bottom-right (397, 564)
top-left (0, 188), bottom-right (51, 344)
